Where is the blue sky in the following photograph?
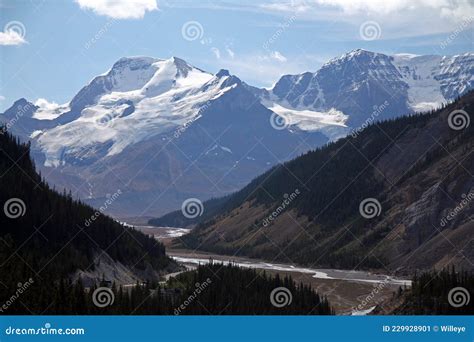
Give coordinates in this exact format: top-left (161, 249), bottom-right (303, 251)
top-left (0, 0), bottom-right (473, 111)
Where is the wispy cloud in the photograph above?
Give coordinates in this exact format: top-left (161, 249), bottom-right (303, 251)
top-left (0, 29), bottom-right (26, 45)
top-left (75, 0), bottom-right (158, 19)
top-left (257, 0), bottom-right (474, 38)
top-left (211, 47), bottom-right (221, 59)
top-left (206, 51), bottom-right (329, 87)
top-left (270, 51), bottom-right (287, 62)
top-left (226, 47), bottom-right (235, 59)
top-left (165, 0), bottom-right (474, 39)
top-left (261, 0), bottom-right (473, 19)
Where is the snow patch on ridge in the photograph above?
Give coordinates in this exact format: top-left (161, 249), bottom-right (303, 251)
top-left (37, 58), bottom-right (232, 167)
top-left (392, 54), bottom-right (445, 112)
top-left (33, 99), bottom-right (70, 120)
top-left (262, 99), bottom-right (349, 140)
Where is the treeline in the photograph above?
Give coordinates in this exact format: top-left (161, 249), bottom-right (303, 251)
top-left (175, 92), bottom-right (474, 269)
top-left (0, 129), bottom-right (174, 312)
top-left (396, 268), bottom-right (474, 315)
top-left (1, 263), bottom-right (333, 315)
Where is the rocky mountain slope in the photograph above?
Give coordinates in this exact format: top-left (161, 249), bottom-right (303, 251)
top-left (1, 50), bottom-right (472, 218)
top-left (172, 92), bottom-right (474, 273)
top-left (260, 49), bottom-right (474, 128)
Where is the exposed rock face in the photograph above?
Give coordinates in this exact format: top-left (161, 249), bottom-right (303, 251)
top-left (173, 92), bottom-right (474, 273)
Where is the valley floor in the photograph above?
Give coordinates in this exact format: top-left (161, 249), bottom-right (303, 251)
top-left (135, 225), bottom-right (411, 314)
top-left (165, 248), bottom-right (410, 315)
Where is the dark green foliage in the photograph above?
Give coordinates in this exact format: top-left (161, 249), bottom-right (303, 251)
top-left (398, 268), bottom-right (474, 315)
top-left (0, 263), bottom-right (332, 315)
top-left (0, 130), bottom-right (332, 315)
top-left (175, 92), bottom-right (474, 269)
top-left (170, 263), bottom-right (332, 315)
top-left (0, 129), bottom-right (173, 313)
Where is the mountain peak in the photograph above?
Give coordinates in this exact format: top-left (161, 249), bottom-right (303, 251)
top-left (171, 56), bottom-right (195, 78)
top-left (216, 69), bottom-right (230, 78)
top-left (111, 56), bottom-right (160, 70)
top-left (343, 48), bottom-right (385, 60)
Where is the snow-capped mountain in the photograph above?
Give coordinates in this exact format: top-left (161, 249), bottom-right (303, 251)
top-left (33, 57), bottom-right (238, 167)
top-left (1, 50), bottom-right (472, 217)
top-left (1, 56), bottom-right (327, 216)
top-left (261, 49), bottom-right (474, 128)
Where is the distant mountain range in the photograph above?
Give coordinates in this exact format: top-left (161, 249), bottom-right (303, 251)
top-left (1, 49), bottom-right (473, 217)
top-left (168, 91), bottom-right (474, 273)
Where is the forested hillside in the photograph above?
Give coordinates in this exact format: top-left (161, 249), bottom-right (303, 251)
top-left (394, 268), bottom-right (474, 315)
top-left (161, 92), bottom-right (473, 272)
top-left (0, 129), bottom-right (175, 305)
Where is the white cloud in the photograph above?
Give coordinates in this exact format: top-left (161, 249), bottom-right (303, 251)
top-left (206, 52), bottom-right (329, 88)
top-left (270, 51), bottom-right (287, 62)
top-left (257, 0), bottom-right (474, 38)
top-left (75, 0), bottom-right (158, 19)
top-left (226, 48), bottom-right (235, 59)
top-left (0, 29), bottom-right (26, 46)
top-left (314, 0), bottom-right (468, 17)
top-left (211, 47), bottom-right (221, 59)
top-left (262, 0), bottom-right (473, 19)
top-left (0, 96), bottom-right (5, 101)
